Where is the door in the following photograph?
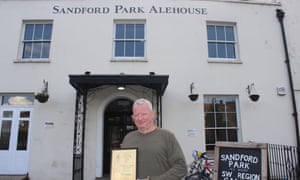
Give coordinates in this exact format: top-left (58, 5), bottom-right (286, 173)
top-left (0, 108), bottom-right (32, 174)
top-left (103, 98), bottom-right (136, 175)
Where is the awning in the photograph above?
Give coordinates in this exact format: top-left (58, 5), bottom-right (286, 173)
top-left (69, 72), bottom-right (169, 95)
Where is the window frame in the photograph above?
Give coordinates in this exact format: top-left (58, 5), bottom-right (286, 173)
top-left (203, 95), bottom-right (241, 152)
top-left (206, 22), bottom-right (240, 63)
top-left (112, 20), bottom-right (146, 62)
top-left (16, 20), bottom-right (53, 62)
top-left (0, 94), bottom-right (34, 106)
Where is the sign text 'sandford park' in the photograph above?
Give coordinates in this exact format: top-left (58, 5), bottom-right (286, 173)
top-left (214, 142), bottom-right (268, 180)
top-left (52, 5), bottom-right (208, 15)
top-left (220, 152), bottom-right (261, 180)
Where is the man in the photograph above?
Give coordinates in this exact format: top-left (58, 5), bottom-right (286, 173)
top-left (121, 98), bottom-right (187, 180)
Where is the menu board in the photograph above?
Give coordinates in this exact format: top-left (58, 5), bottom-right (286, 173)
top-left (214, 142), bottom-right (268, 180)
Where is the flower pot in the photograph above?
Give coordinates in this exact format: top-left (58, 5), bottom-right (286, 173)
top-left (35, 93), bottom-right (49, 103)
top-left (249, 94), bottom-right (260, 102)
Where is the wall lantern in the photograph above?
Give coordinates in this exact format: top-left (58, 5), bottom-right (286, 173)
top-left (117, 85), bottom-right (126, 91)
top-left (247, 83), bottom-right (260, 102)
top-left (188, 82), bottom-right (199, 101)
top-left (35, 80), bottom-right (49, 103)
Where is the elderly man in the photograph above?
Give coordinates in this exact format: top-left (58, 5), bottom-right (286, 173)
top-left (121, 98), bottom-right (187, 180)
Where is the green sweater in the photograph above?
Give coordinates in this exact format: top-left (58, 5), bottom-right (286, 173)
top-left (121, 128), bottom-right (187, 180)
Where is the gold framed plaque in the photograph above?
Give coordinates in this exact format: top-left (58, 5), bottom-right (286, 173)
top-left (110, 148), bottom-right (137, 180)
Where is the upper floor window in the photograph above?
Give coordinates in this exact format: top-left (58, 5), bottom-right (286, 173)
top-left (204, 96), bottom-right (240, 151)
top-left (207, 23), bottom-right (238, 62)
top-left (113, 21), bottom-right (145, 61)
top-left (19, 21), bottom-right (53, 61)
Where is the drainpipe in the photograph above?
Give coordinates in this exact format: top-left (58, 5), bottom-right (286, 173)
top-left (276, 8), bottom-right (300, 174)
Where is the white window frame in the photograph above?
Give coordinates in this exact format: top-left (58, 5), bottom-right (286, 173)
top-left (16, 20), bottom-right (53, 63)
top-left (0, 94), bottom-right (34, 106)
top-left (203, 95), bottom-right (241, 152)
top-left (112, 20), bottom-right (147, 62)
top-left (206, 22), bottom-right (240, 63)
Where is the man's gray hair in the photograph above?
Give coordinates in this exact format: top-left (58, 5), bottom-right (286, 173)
top-left (133, 98), bottom-right (153, 111)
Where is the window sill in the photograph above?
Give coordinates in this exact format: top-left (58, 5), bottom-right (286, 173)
top-left (207, 59), bottom-right (242, 64)
top-left (111, 58), bottom-right (148, 62)
top-left (14, 59), bottom-right (51, 63)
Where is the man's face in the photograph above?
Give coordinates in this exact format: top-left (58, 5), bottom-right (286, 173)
top-left (131, 103), bottom-right (155, 132)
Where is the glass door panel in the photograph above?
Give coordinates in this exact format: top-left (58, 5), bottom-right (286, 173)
top-left (0, 120), bottom-right (12, 150)
top-left (17, 120), bottom-right (29, 150)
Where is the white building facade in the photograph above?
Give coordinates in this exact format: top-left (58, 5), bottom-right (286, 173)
top-left (0, 0), bottom-right (299, 179)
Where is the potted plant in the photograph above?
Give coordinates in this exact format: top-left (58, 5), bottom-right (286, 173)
top-left (35, 91), bottom-right (49, 103)
top-left (35, 80), bottom-right (49, 103)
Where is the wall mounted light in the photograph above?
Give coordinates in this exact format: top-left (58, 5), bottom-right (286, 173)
top-left (149, 72), bottom-right (155, 76)
top-left (117, 85), bottom-right (126, 91)
top-left (188, 82), bottom-right (199, 101)
top-left (247, 83), bottom-right (260, 102)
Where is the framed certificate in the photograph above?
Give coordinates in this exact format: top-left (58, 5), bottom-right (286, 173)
top-left (110, 148), bottom-right (138, 180)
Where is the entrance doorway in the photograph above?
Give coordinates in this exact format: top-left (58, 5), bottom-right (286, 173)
top-left (0, 107), bottom-right (32, 174)
top-left (103, 98), bottom-right (136, 175)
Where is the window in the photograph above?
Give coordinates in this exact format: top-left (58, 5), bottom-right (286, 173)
top-left (113, 21), bottom-right (145, 60)
top-left (19, 21), bottom-right (53, 61)
top-left (207, 23), bottom-right (238, 61)
top-left (1, 95), bottom-right (34, 106)
top-left (204, 96), bottom-right (240, 151)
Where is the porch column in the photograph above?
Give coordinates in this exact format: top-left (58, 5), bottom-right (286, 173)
top-left (72, 91), bottom-right (87, 180)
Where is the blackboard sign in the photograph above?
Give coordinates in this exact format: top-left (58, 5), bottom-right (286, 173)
top-left (214, 142), bottom-right (268, 180)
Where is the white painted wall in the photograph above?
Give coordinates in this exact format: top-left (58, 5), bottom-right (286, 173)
top-left (1, 0), bottom-right (299, 179)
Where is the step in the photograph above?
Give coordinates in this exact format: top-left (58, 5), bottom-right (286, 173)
top-left (0, 174), bottom-right (29, 180)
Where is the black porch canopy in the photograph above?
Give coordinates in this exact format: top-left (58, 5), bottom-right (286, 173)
top-left (69, 73), bottom-right (169, 180)
top-left (69, 73), bottom-right (169, 95)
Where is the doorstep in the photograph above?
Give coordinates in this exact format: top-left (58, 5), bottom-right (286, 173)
top-left (0, 174), bottom-right (28, 180)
